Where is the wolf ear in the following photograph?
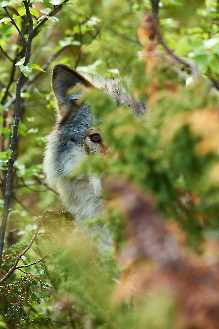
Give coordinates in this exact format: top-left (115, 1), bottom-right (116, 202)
top-left (52, 64), bottom-right (93, 115)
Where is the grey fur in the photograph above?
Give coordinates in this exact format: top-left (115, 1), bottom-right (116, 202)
top-left (44, 65), bottom-right (101, 220)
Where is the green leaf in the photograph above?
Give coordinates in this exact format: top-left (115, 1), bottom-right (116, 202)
top-left (15, 57), bottom-right (25, 66)
top-left (17, 7), bottom-right (26, 16)
top-left (0, 17), bottom-right (11, 24)
top-left (20, 64), bottom-right (32, 77)
top-left (0, 318), bottom-right (6, 329)
top-left (0, 1), bottom-right (10, 7)
top-left (48, 16), bottom-right (59, 23)
top-left (48, 0), bottom-right (63, 4)
top-left (30, 7), bottom-right (40, 17)
top-left (0, 150), bottom-right (11, 161)
top-left (29, 63), bottom-right (45, 72)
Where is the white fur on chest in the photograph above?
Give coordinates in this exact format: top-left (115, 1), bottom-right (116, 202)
top-left (43, 132), bottom-right (102, 222)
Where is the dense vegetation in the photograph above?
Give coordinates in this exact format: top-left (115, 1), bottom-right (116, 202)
top-left (1, 0), bottom-right (219, 328)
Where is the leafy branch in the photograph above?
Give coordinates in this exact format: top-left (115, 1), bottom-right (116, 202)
top-left (149, 0), bottom-right (219, 88)
top-left (0, 226), bottom-right (40, 284)
top-left (32, 0), bottom-right (70, 38)
top-left (0, 0), bottom-right (33, 266)
top-left (3, 7), bottom-right (26, 45)
top-left (0, 0), bottom-right (69, 266)
top-left (149, 0), bottom-right (198, 75)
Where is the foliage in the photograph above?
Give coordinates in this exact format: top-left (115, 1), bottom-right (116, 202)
top-left (1, 0), bottom-right (219, 328)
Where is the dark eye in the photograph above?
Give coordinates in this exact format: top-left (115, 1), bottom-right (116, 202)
top-left (90, 133), bottom-right (102, 143)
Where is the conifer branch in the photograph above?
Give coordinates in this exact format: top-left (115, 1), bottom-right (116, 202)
top-left (0, 227), bottom-right (40, 284)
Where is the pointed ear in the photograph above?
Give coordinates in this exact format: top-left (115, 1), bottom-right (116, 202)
top-left (52, 64), bottom-right (93, 115)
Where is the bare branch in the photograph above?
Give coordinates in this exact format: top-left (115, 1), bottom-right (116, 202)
top-left (3, 7), bottom-right (26, 45)
top-left (1, 51), bottom-right (19, 105)
top-left (0, 226), bottom-right (40, 284)
top-left (0, 46), bottom-right (13, 62)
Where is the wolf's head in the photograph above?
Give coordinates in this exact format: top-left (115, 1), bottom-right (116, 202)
top-left (44, 65), bottom-right (105, 189)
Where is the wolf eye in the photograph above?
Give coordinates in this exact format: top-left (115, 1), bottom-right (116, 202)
top-left (90, 133), bottom-right (102, 143)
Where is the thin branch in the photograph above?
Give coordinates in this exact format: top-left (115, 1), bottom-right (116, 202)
top-left (3, 7), bottom-right (26, 45)
top-left (1, 50), bottom-right (19, 105)
top-left (109, 28), bottom-right (141, 46)
top-left (29, 45), bottom-right (73, 86)
top-left (2, 45), bottom-right (69, 111)
top-left (0, 49), bottom-right (21, 152)
top-left (0, 46), bottom-right (13, 62)
top-left (13, 195), bottom-right (35, 215)
top-left (156, 20), bottom-right (219, 88)
top-left (32, 0), bottom-right (70, 38)
top-left (149, 0), bottom-right (199, 77)
top-left (17, 176), bottom-right (52, 193)
top-left (74, 47), bottom-right (82, 69)
top-left (0, 226), bottom-right (40, 284)
top-left (17, 268), bottom-right (32, 275)
top-left (157, 30), bottom-right (198, 75)
top-left (33, 176), bottom-right (57, 194)
top-left (1, 3), bottom-right (72, 111)
top-left (15, 256), bottom-right (47, 270)
top-left (149, 0), bottom-right (219, 88)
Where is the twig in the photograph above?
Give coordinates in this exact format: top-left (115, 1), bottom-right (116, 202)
top-left (17, 268), bottom-right (32, 275)
top-left (74, 47), bottom-right (82, 69)
top-left (109, 28), bottom-right (141, 46)
top-left (149, 0), bottom-right (198, 75)
top-left (2, 4), bottom-right (72, 111)
top-left (0, 226), bottom-right (40, 284)
top-left (15, 256), bottom-right (47, 270)
top-left (3, 7), bottom-right (26, 45)
top-left (32, 0), bottom-right (70, 38)
top-left (149, 0), bottom-right (219, 87)
top-left (0, 49), bottom-right (21, 152)
top-left (13, 195), bottom-right (35, 215)
top-left (156, 30), bottom-right (198, 76)
top-left (0, 46), bottom-right (13, 62)
top-left (16, 176), bottom-right (51, 193)
top-left (158, 32), bottom-right (219, 89)
top-left (3, 45), bottom-right (71, 110)
top-left (29, 45), bottom-right (73, 86)
top-left (1, 51), bottom-right (19, 105)
top-left (33, 176), bottom-right (57, 194)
